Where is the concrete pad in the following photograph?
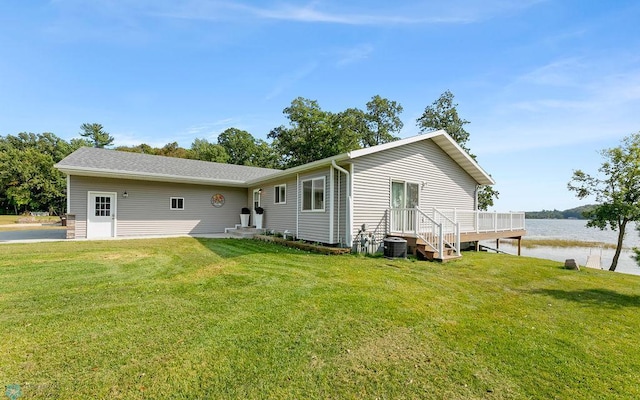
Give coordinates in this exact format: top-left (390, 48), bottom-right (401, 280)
top-left (0, 229), bottom-right (67, 243)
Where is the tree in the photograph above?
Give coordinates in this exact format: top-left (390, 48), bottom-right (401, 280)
top-left (417, 90), bottom-right (470, 151)
top-left (416, 90), bottom-right (498, 210)
top-left (568, 132), bottom-right (640, 271)
top-left (156, 142), bottom-right (189, 158)
top-left (269, 97), bottom-right (360, 168)
top-left (189, 138), bottom-right (229, 163)
top-left (0, 133), bottom-right (71, 214)
top-left (79, 123), bottom-right (114, 148)
top-left (362, 95), bottom-right (403, 147)
top-left (216, 128), bottom-right (277, 168)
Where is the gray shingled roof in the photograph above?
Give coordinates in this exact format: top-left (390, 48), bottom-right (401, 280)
top-left (55, 147), bottom-right (281, 185)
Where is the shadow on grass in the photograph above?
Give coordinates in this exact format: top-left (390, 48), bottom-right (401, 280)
top-left (194, 237), bottom-right (306, 259)
top-left (529, 288), bottom-right (640, 309)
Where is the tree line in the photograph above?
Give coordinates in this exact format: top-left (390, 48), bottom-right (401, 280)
top-left (525, 205), bottom-right (595, 219)
top-left (1, 91), bottom-right (498, 216)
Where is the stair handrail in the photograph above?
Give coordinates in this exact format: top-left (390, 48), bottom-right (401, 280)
top-left (426, 208), bottom-right (460, 256)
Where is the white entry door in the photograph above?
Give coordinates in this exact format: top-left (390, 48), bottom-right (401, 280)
top-left (391, 181), bottom-right (419, 232)
top-left (87, 192), bottom-right (116, 238)
top-left (252, 189), bottom-right (261, 225)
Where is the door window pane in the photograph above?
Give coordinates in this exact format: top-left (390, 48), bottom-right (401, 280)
top-left (406, 183), bottom-right (419, 208)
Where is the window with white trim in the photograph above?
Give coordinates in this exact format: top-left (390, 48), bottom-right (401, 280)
top-left (274, 184), bottom-right (286, 204)
top-left (170, 197), bottom-right (184, 210)
top-left (302, 177), bottom-right (325, 211)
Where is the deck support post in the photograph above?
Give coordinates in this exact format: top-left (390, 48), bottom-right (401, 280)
top-left (517, 236), bottom-right (522, 256)
top-left (496, 238), bottom-right (500, 250)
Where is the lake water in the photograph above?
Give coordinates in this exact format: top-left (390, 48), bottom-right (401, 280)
top-left (481, 219), bottom-right (640, 275)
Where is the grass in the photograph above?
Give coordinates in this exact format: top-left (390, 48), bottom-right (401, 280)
top-left (2, 238), bottom-right (640, 399)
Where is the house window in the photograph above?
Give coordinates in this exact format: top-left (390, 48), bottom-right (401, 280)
top-left (274, 185), bottom-right (286, 204)
top-left (302, 177), bottom-right (325, 211)
top-left (170, 197), bottom-right (184, 210)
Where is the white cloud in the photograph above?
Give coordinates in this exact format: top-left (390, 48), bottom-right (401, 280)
top-left (265, 62), bottom-right (318, 100)
top-left (52, 0), bottom-right (545, 27)
top-left (336, 44), bottom-right (374, 67)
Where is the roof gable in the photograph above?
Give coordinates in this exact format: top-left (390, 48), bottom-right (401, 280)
top-left (246, 130), bottom-right (495, 185)
top-left (349, 130), bottom-right (494, 185)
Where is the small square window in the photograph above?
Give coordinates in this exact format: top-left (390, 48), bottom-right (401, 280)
top-left (170, 197), bottom-right (184, 210)
top-left (274, 185), bottom-right (286, 204)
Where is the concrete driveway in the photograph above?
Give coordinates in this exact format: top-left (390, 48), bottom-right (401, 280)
top-left (0, 228), bottom-right (67, 243)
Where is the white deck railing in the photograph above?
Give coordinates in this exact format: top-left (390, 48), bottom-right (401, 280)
top-left (389, 208), bottom-right (461, 257)
top-left (388, 208), bottom-right (526, 258)
top-left (435, 209), bottom-right (526, 234)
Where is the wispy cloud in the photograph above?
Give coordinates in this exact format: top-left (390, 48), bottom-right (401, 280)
top-left (336, 44), bottom-right (374, 67)
top-left (265, 62), bottom-right (319, 100)
top-left (56, 0), bottom-right (544, 27)
top-left (180, 119), bottom-right (239, 139)
top-left (471, 56), bottom-right (640, 155)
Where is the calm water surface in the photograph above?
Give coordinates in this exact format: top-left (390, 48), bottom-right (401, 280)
top-left (482, 219), bottom-right (640, 275)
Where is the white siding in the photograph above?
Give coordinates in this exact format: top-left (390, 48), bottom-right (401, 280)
top-left (249, 176), bottom-right (298, 236)
top-left (351, 139), bottom-right (477, 243)
top-left (297, 168), bottom-right (332, 243)
top-left (69, 176), bottom-right (246, 238)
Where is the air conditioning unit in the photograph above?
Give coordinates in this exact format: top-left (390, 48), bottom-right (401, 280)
top-left (383, 237), bottom-right (407, 258)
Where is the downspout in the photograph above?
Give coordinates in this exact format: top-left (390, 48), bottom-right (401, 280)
top-left (474, 185), bottom-right (480, 211)
top-left (66, 175), bottom-right (71, 214)
top-left (332, 160), bottom-right (351, 248)
top-left (329, 165), bottom-right (334, 244)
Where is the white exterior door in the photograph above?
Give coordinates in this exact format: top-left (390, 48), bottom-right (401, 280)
top-left (391, 181), bottom-right (419, 232)
top-left (87, 192), bottom-right (116, 238)
top-left (252, 189), bottom-right (261, 224)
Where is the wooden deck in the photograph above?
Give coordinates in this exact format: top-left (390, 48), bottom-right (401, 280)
top-left (460, 229), bottom-right (527, 243)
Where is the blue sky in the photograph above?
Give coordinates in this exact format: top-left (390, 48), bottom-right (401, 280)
top-left (1, 1), bottom-right (639, 211)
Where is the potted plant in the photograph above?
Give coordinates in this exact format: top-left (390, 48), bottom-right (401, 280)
top-left (254, 206), bottom-right (264, 229)
top-left (240, 207), bottom-right (251, 227)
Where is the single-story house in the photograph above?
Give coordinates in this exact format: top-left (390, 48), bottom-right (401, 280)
top-left (55, 130), bottom-right (526, 260)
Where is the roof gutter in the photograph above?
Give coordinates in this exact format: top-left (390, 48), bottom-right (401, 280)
top-left (55, 165), bottom-right (248, 187)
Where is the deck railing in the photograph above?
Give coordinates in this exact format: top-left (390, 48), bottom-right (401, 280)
top-left (389, 208), bottom-right (525, 257)
top-left (389, 208), bottom-right (460, 256)
top-left (436, 209), bottom-right (525, 233)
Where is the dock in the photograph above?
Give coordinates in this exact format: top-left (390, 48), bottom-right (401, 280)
top-left (585, 253), bottom-right (602, 269)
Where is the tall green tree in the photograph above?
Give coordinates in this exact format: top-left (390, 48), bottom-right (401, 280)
top-left (269, 97), bottom-right (360, 168)
top-left (568, 132), bottom-right (640, 271)
top-left (189, 138), bottom-right (229, 163)
top-left (362, 95), bottom-right (403, 147)
top-left (79, 123), bottom-right (114, 148)
top-left (417, 90), bottom-right (471, 151)
top-left (217, 128), bottom-right (278, 168)
top-left (0, 133), bottom-right (74, 214)
top-left (416, 90), bottom-right (498, 210)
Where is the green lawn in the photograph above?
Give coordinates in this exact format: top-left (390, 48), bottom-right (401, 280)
top-left (1, 238), bottom-right (639, 399)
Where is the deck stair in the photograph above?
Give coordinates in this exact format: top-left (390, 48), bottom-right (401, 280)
top-left (394, 234), bottom-right (462, 262)
top-left (224, 225), bottom-right (265, 239)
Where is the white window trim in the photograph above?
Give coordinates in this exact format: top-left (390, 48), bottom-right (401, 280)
top-left (301, 177), bottom-right (325, 212)
top-left (274, 184), bottom-right (287, 205)
top-left (170, 197), bottom-right (185, 210)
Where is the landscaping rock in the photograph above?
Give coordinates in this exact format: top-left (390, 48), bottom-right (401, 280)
top-left (564, 259), bottom-right (580, 270)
